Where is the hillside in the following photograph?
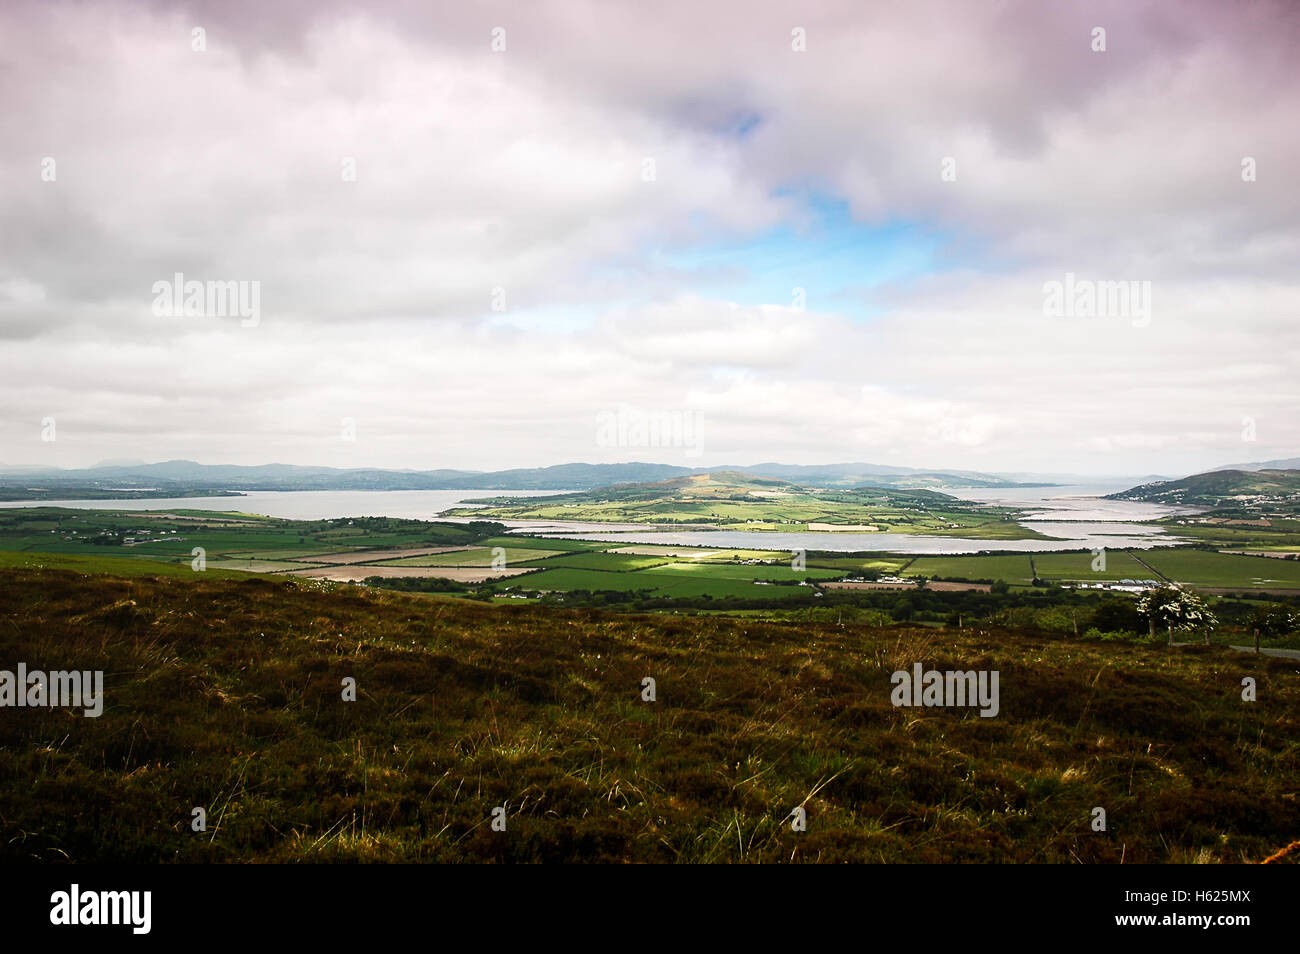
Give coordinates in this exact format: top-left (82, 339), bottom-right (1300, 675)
top-left (447, 472), bottom-right (1044, 538)
top-left (0, 568), bottom-right (1295, 863)
top-left (457, 470), bottom-right (947, 509)
top-left (522, 470), bottom-right (802, 502)
top-left (1108, 469), bottom-right (1300, 507)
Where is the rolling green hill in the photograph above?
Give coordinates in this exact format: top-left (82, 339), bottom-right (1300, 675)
top-left (1109, 469), bottom-right (1300, 507)
top-left (447, 472), bottom-right (1044, 539)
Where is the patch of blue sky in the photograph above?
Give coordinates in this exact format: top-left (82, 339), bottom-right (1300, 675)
top-left (494, 195), bottom-right (954, 330)
top-left (639, 195), bottom-right (947, 321)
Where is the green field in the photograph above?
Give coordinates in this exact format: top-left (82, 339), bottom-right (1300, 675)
top-left (537, 551), bottom-right (675, 571)
top-left (903, 554), bottom-right (1037, 584)
top-left (1141, 549), bottom-right (1300, 589)
top-left (479, 536), bottom-right (616, 552)
top-left (608, 545), bottom-right (794, 561)
top-left (805, 555), bottom-right (912, 574)
top-left (208, 559), bottom-right (328, 572)
top-left (448, 472), bottom-right (1048, 539)
top-left (376, 547), bottom-right (566, 567)
top-left (5, 506), bottom-right (1300, 606)
top-left (498, 557), bottom-right (845, 599)
top-left (901, 548), bottom-right (1300, 591)
top-left (224, 548), bottom-right (343, 561)
top-left (509, 566), bottom-right (825, 599)
top-left (647, 562), bottom-right (844, 583)
top-left (0, 549), bottom-right (269, 581)
top-left (1154, 519), bottom-right (1300, 549)
top-left (1029, 550), bottom-right (1155, 582)
top-left (0, 508), bottom-right (500, 570)
top-left (900, 550), bottom-right (1157, 585)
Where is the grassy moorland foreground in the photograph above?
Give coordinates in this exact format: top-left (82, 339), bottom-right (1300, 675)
top-left (1, 568), bottom-right (1297, 864)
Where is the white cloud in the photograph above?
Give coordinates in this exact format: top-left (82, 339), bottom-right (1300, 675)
top-left (0, 0), bottom-right (1296, 476)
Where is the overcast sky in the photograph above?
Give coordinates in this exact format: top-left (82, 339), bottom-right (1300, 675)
top-left (2, 0), bottom-right (1296, 477)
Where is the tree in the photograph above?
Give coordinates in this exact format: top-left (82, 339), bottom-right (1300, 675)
top-left (1137, 587), bottom-right (1218, 645)
top-left (1248, 603), bottom-right (1299, 652)
top-left (1090, 597), bottom-right (1142, 635)
top-left (891, 596), bottom-right (914, 622)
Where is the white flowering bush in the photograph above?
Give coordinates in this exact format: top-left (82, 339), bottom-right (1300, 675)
top-left (1137, 586), bottom-right (1218, 634)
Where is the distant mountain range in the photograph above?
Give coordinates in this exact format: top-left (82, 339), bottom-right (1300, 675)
top-left (22, 453), bottom-right (1279, 501)
top-left (0, 459), bottom-right (1066, 499)
top-left (1205, 456), bottom-right (1300, 473)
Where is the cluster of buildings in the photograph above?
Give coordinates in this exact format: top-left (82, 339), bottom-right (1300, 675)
top-left (1068, 578), bottom-right (1161, 593)
top-left (122, 529), bottom-right (181, 545)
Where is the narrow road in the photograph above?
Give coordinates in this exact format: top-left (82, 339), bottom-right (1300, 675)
top-left (1229, 645), bottom-right (1300, 660)
top-left (1131, 552), bottom-right (1173, 584)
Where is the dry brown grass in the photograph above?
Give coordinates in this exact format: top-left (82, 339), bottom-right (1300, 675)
top-left (0, 568), bottom-right (1296, 863)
